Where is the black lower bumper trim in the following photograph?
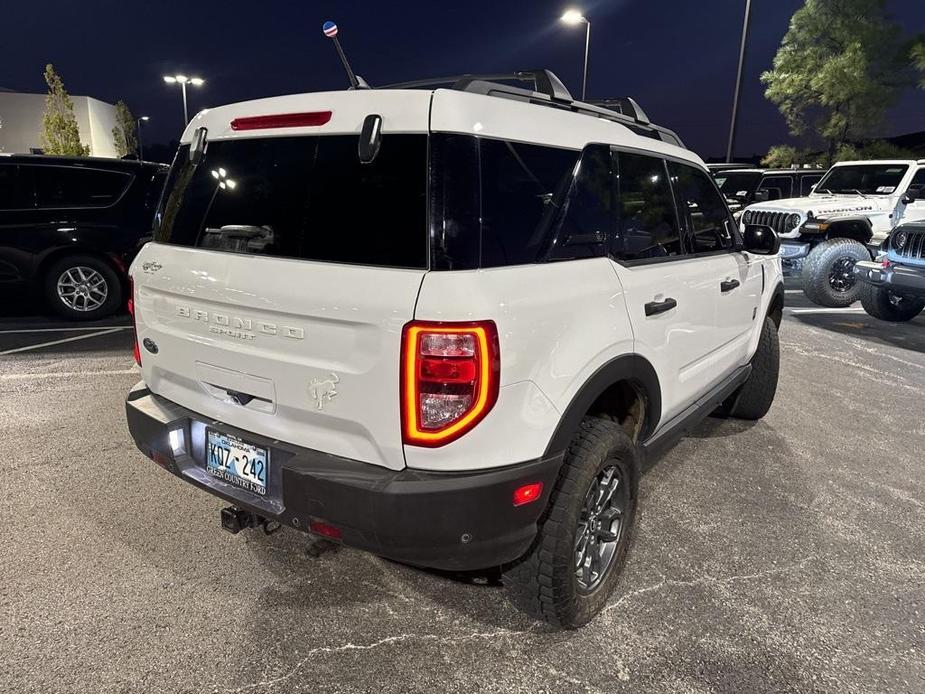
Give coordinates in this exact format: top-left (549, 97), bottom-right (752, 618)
top-left (125, 385), bottom-right (563, 571)
top-left (855, 261), bottom-right (925, 297)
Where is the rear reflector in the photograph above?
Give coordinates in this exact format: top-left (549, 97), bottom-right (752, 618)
top-left (401, 321), bottom-right (500, 447)
top-left (309, 520), bottom-right (343, 540)
top-left (513, 482), bottom-right (544, 507)
top-left (230, 111), bottom-right (332, 131)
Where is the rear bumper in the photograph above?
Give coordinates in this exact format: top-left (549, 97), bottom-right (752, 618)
top-left (125, 384), bottom-right (562, 571)
top-left (854, 261), bottom-right (925, 298)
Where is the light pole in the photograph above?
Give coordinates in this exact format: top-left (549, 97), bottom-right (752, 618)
top-left (560, 9), bottom-right (591, 101)
top-left (136, 116), bottom-right (149, 160)
top-left (163, 74), bottom-right (204, 125)
top-left (726, 0), bottom-right (753, 162)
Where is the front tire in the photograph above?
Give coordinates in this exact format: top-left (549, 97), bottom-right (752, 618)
top-left (801, 238), bottom-right (870, 307)
top-left (859, 284), bottom-right (925, 322)
top-left (503, 417), bottom-right (639, 628)
top-left (724, 316), bottom-right (780, 420)
top-left (43, 254), bottom-right (122, 321)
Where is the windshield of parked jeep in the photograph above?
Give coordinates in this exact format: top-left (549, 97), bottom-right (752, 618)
top-left (814, 164), bottom-right (909, 195)
top-left (714, 171), bottom-right (761, 199)
top-left (154, 135), bottom-right (428, 269)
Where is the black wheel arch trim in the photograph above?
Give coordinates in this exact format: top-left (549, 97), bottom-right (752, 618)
top-left (543, 354), bottom-right (662, 457)
top-left (768, 281), bottom-right (784, 327)
top-left (822, 216), bottom-right (874, 244)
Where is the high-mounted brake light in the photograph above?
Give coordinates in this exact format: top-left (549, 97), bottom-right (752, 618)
top-left (401, 321), bottom-right (500, 447)
top-left (128, 277), bottom-right (141, 366)
top-left (230, 111), bottom-right (332, 131)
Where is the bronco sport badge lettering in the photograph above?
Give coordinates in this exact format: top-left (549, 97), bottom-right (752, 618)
top-left (175, 305), bottom-right (305, 340)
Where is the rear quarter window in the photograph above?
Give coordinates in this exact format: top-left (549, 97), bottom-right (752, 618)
top-left (31, 166), bottom-right (131, 208)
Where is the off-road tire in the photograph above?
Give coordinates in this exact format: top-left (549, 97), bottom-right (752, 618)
top-left (43, 254), bottom-right (123, 321)
top-left (801, 238), bottom-right (870, 308)
top-left (724, 316), bottom-right (779, 420)
top-left (859, 284), bottom-right (925, 322)
top-left (503, 417), bottom-right (639, 628)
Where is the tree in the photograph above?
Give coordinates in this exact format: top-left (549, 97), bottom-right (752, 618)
top-left (761, 0), bottom-right (911, 158)
top-left (40, 64), bottom-right (89, 156)
top-left (111, 100), bottom-right (137, 158)
top-left (913, 42), bottom-right (925, 88)
top-left (762, 139), bottom-right (915, 168)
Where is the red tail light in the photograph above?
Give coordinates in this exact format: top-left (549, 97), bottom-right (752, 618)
top-left (401, 321), bottom-right (500, 447)
top-left (128, 277), bottom-right (141, 366)
top-left (230, 111), bottom-right (332, 131)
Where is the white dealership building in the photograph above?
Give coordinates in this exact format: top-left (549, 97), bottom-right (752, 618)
top-left (0, 87), bottom-right (119, 157)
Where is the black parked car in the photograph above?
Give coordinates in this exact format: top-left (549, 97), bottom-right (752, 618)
top-left (0, 155), bottom-right (168, 320)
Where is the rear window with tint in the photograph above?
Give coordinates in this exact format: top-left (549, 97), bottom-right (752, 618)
top-left (155, 135), bottom-right (428, 269)
top-left (32, 166), bottom-right (130, 208)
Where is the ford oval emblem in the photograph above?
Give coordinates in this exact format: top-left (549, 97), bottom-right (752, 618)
top-left (142, 338), bottom-right (159, 355)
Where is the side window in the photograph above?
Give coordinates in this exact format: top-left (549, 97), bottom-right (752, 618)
top-left (758, 175), bottom-right (793, 200)
top-left (479, 139), bottom-right (580, 267)
top-left (668, 161), bottom-right (736, 254)
top-left (613, 152), bottom-right (682, 261)
top-left (909, 169), bottom-right (925, 196)
top-left (800, 174), bottom-right (822, 196)
top-left (546, 145), bottom-right (614, 261)
top-left (33, 166), bottom-right (131, 208)
top-left (0, 165), bottom-right (33, 210)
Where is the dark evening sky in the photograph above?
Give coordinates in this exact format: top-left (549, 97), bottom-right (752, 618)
top-left (2, 0), bottom-right (923, 160)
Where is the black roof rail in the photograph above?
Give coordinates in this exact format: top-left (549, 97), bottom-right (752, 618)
top-left (382, 69), bottom-right (686, 150)
top-left (384, 69), bottom-right (574, 102)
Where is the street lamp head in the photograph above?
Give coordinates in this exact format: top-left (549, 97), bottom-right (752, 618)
top-left (163, 75), bottom-right (177, 84)
top-left (139, 116), bottom-right (150, 121)
top-left (561, 9), bottom-right (587, 25)
top-left (190, 77), bottom-right (204, 87)
top-left (175, 75), bottom-right (189, 84)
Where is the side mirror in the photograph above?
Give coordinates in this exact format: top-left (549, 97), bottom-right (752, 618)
top-left (743, 224), bottom-right (780, 255)
top-left (753, 189), bottom-right (770, 203)
top-left (901, 189), bottom-right (921, 205)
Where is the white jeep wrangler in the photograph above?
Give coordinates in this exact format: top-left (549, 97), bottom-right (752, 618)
top-left (743, 160), bottom-right (925, 307)
top-left (125, 70), bottom-right (784, 627)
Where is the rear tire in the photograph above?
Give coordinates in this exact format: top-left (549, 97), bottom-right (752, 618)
top-left (801, 238), bottom-right (870, 308)
top-left (503, 417), bottom-right (639, 628)
top-left (43, 254), bottom-right (122, 321)
top-left (724, 316), bottom-right (779, 421)
top-left (859, 284), bottom-right (925, 322)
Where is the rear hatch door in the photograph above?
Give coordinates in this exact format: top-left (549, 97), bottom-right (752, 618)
top-left (132, 92), bottom-right (432, 470)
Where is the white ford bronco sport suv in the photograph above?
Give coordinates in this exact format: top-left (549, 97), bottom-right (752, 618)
top-left (125, 69), bottom-right (784, 627)
top-left (743, 160), bottom-right (925, 307)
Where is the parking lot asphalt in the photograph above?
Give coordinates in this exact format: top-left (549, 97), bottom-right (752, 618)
top-left (1, 283), bottom-right (923, 694)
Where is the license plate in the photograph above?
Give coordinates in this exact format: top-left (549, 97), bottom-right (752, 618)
top-left (206, 429), bottom-right (269, 495)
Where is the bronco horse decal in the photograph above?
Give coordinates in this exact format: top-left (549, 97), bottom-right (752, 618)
top-left (309, 373), bottom-right (340, 410)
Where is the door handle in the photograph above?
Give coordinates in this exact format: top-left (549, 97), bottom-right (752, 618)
top-left (644, 297), bottom-right (678, 316)
top-left (721, 279), bottom-right (741, 292)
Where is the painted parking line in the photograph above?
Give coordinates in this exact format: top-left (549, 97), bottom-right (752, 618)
top-left (784, 289), bottom-right (802, 294)
top-left (0, 367), bottom-right (138, 380)
top-left (0, 326), bottom-right (131, 335)
top-left (0, 328), bottom-right (125, 355)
